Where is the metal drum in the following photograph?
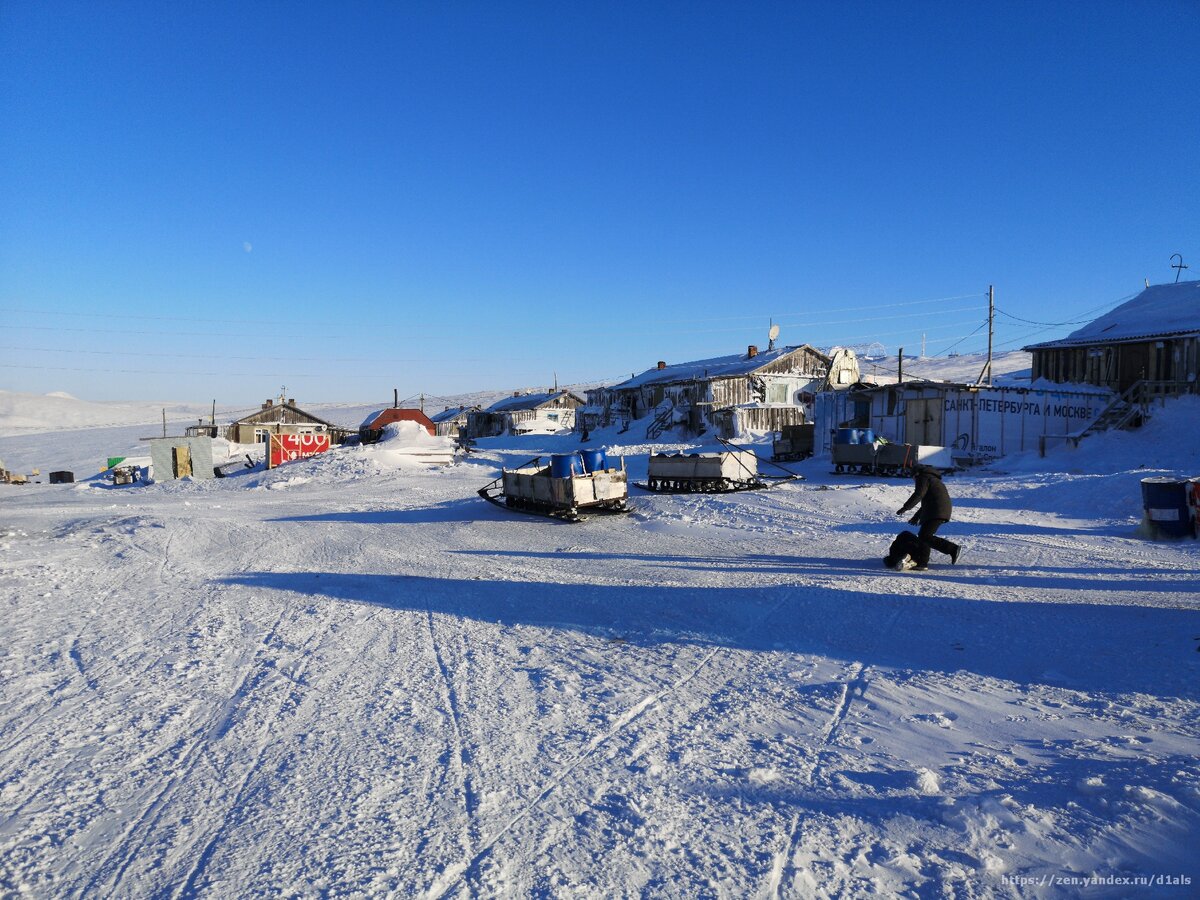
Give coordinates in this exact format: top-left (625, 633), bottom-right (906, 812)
top-left (1140, 477), bottom-right (1192, 538)
top-left (580, 448), bottom-right (607, 473)
top-left (550, 453), bottom-right (582, 479)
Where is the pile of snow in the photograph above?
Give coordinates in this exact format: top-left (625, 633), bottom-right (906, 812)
top-left (374, 421), bottom-right (457, 465)
top-left (858, 350), bottom-right (1031, 385)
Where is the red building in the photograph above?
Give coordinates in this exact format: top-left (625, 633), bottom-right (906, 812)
top-left (359, 408), bottom-right (437, 444)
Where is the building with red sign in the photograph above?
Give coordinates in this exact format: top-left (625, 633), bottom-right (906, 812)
top-left (225, 396), bottom-right (352, 446)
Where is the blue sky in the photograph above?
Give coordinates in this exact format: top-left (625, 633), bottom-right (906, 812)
top-left (2, 1), bottom-right (1197, 403)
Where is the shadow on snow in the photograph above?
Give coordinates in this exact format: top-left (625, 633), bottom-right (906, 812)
top-left (217, 570), bottom-right (1200, 701)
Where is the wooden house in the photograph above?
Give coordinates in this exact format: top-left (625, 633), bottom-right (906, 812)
top-left (586, 344), bottom-right (844, 439)
top-left (466, 391), bottom-right (584, 438)
top-left (1024, 281), bottom-right (1200, 398)
top-left (430, 405), bottom-right (479, 439)
top-left (225, 397), bottom-right (352, 445)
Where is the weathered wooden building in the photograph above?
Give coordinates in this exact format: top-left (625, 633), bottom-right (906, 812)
top-left (583, 344), bottom-right (848, 439)
top-left (1024, 281), bottom-right (1200, 397)
top-left (430, 405), bottom-right (479, 439)
top-left (467, 391), bottom-right (584, 438)
top-left (225, 397), bottom-right (352, 445)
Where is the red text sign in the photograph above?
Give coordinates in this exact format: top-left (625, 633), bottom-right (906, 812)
top-left (269, 433), bottom-right (331, 469)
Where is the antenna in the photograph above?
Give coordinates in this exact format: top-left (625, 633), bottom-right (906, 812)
top-left (767, 322), bottom-right (780, 351)
top-left (1171, 253), bottom-right (1188, 283)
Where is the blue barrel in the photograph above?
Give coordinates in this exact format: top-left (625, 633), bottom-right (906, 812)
top-left (550, 453), bottom-right (582, 478)
top-left (858, 428), bottom-right (876, 445)
top-left (835, 428), bottom-right (859, 444)
top-left (580, 448), bottom-right (607, 473)
top-left (1141, 477), bottom-right (1192, 538)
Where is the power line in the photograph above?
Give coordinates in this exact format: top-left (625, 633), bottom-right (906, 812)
top-left (0, 345), bottom-right (506, 365)
top-left (0, 362), bottom-right (484, 379)
top-left (0, 291), bottom-right (988, 331)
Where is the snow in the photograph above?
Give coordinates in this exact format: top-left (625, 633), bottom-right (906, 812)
top-left (1025, 281), bottom-right (1200, 348)
top-left (615, 344), bottom-right (817, 389)
top-left (485, 391), bottom-right (583, 413)
top-left (1, 377), bottom-right (1198, 897)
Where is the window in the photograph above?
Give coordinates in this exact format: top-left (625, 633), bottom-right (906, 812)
top-left (768, 383), bottom-right (789, 404)
top-left (254, 428), bottom-right (269, 443)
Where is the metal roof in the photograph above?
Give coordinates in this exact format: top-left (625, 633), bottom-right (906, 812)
top-left (483, 391), bottom-right (584, 413)
top-left (614, 344), bottom-right (828, 390)
top-left (1025, 281), bottom-right (1200, 350)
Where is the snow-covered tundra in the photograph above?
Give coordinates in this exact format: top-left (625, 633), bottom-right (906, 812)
top-left (1, 393), bottom-right (1198, 897)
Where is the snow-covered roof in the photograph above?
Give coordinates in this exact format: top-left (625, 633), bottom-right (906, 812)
top-left (1025, 281), bottom-right (1200, 350)
top-left (614, 345), bottom-right (827, 390)
top-left (484, 391), bottom-right (583, 413)
top-left (359, 408), bottom-right (435, 430)
top-left (429, 405), bottom-right (475, 423)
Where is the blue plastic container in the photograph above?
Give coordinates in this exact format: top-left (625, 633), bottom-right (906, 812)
top-left (1140, 477), bottom-right (1192, 538)
top-left (580, 448), bottom-right (607, 473)
top-left (835, 428), bottom-right (859, 445)
top-left (550, 453), bottom-right (582, 478)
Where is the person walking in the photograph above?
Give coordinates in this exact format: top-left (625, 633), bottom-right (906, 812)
top-left (897, 465), bottom-right (961, 570)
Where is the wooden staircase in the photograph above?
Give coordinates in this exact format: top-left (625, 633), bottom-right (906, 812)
top-left (1040, 381), bottom-right (1146, 455)
top-left (645, 403), bottom-right (675, 440)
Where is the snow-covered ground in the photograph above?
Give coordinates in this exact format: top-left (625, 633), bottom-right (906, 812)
top-left (1, 382), bottom-right (1198, 898)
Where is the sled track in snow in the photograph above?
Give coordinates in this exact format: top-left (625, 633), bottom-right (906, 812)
top-left (172, 653), bottom-right (315, 899)
top-left (422, 608), bottom-right (480, 864)
top-left (82, 605), bottom-right (293, 898)
top-left (424, 587), bottom-right (819, 899)
top-left (767, 601), bottom-right (903, 899)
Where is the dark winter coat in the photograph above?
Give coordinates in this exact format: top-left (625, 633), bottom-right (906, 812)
top-left (899, 466), bottom-right (952, 523)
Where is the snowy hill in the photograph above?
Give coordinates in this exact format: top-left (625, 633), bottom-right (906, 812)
top-left (0, 374), bottom-right (1197, 897)
top-left (857, 349), bottom-right (1032, 385)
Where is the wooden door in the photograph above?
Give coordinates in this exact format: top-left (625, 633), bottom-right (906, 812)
top-left (173, 446), bottom-right (192, 478)
top-left (905, 399), bottom-right (942, 446)
top-left (1118, 344), bottom-right (1150, 391)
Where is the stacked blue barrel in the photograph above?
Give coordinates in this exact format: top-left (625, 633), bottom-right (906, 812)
top-left (835, 428), bottom-right (876, 445)
top-left (552, 450), bottom-right (609, 478)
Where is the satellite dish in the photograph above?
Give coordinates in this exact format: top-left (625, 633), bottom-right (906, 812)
top-left (768, 324), bottom-right (780, 342)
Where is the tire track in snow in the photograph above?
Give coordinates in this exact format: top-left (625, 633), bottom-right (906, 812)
top-left (171, 654), bottom-right (314, 899)
top-left (767, 601), bottom-right (902, 899)
top-left (421, 609), bottom-right (479, 864)
top-left (421, 590), bottom-right (798, 900)
top-left (82, 607), bottom-right (290, 898)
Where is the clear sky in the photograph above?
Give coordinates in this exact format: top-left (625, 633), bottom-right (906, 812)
top-left (2, 1), bottom-right (1197, 404)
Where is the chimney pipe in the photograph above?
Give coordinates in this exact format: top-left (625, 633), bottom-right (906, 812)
top-left (748, 345), bottom-right (758, 358)
top-left (657, 360), bottom-right (666, 369)
top-left (394, 388), bottom-right (398, 408)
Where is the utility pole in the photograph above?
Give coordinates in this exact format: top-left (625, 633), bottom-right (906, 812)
top-left (977, 285), bottom-right (994, 386)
